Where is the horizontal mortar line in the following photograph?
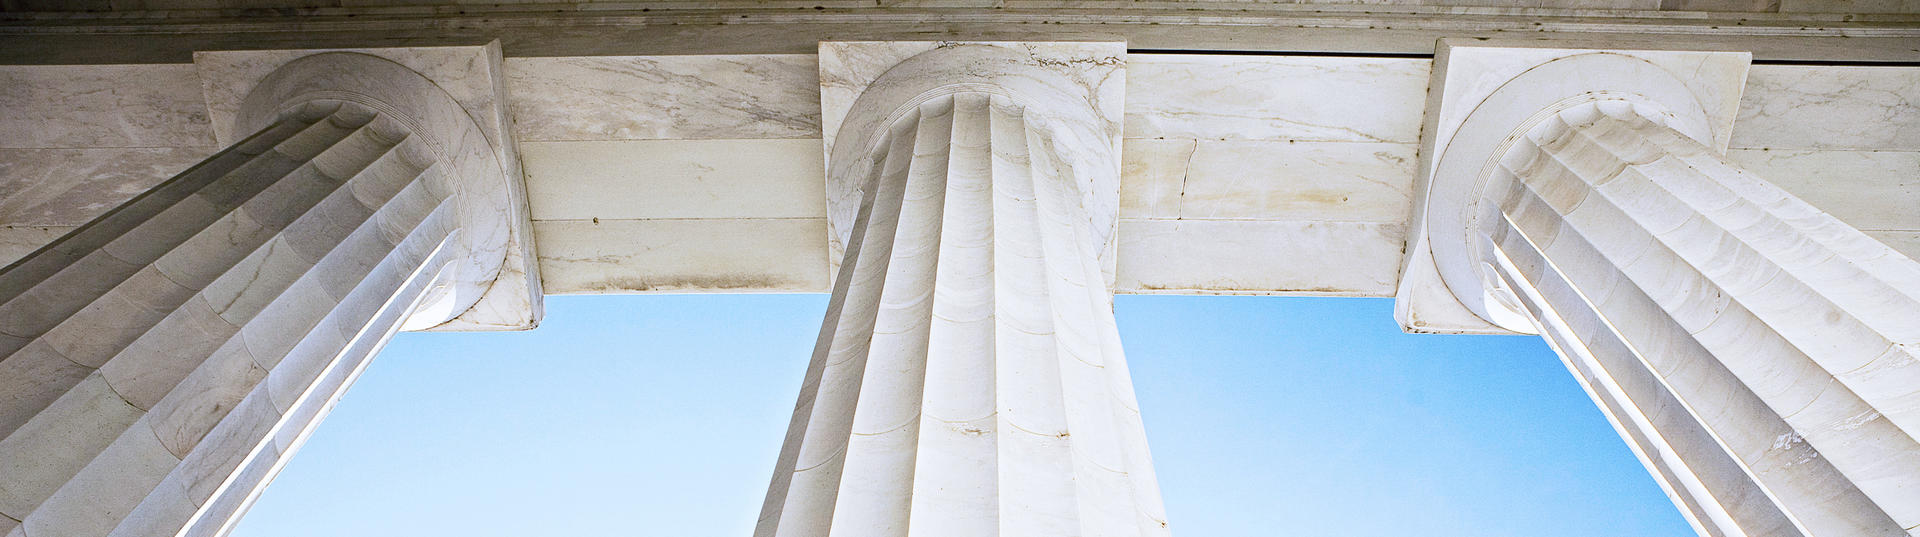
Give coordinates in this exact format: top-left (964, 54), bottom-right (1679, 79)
top-left (1116, 288), bottom-right (1391, 297)
top-left (1119, 216), bottom-right (1409, 224)
top-left (1132, 49), bottom-right (1434, 59)
top-left (518, 137), bottom-right (823, 144)
top-left (1123, 137), bottom-right (1421, 144)
top-left (3, 9), bottom-right (1915, 33)
top-left (1727, 147), bottom-right (1920, 152)
top-left (1, 1), bottom-right (1913, 21)
top-left (0, 144), bottom-right (217, 150)
top-left (1752, 59), bottom-right (1920, 67)
top-left (534, 216), bottom-right (826, 222)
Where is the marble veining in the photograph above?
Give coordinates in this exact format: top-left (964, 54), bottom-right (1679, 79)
top-left (1128, 140), bottom-right (1417, 223)
top-left (1126, 55), bottom-right (1430, 143)
top-left (505, 55), bottom-right (822, 142)
top-left (1732, 65), bottom-right (1920, 151)
top-left (0, 148), bottom-right (208, 227)
top-left (0, 65), bottom-right (214, 150)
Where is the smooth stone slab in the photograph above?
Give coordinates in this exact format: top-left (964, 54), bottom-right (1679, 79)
top-left (521, 139), bottom-right (824, 221)
top-left (1115, 219), bottom-right (1406, 296)
top-left (1732, 65), bottom-right (1920, 151)
top-left (504, 55), bottom-right (822, 142)
top-left (1727, 149), bottom-right (1920, 232)
top-left (1119, 138), bottom-right (1194, 219)
top-left (0, 148), bottom-right (208, 226)
top-left (534, 218), bottom-right (829, 294)
top-left (1869, 231), bottom-right (1920, 260)
top-left (1121, 139), bottom-right (1416, 222)
top-left (0, 226), bottom-right (70, 268)
top-left (0, 65), bottom-right (213, 149)
top-left (1126, 54), bottom-right (1430, 143)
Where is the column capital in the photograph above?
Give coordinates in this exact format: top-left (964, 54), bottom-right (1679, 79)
top-left (818, 41), bottom-right (1126, 282)
top-left (1394, 41), bottom-right (1750, 334)
top-left (192, 43), bottom-right (541, 331)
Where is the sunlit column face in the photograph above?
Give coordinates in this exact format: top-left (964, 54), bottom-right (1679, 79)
top-left (756, 42), bottom-right (1168, 537)
top-left (0, 49), bottom-right (533, 537)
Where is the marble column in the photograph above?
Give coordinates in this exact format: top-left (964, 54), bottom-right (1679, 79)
top-left (0, 51), bottom-right (528, 537)
top-left (757, 43), bottom-right (1167, 537)
top-left (1410, 44), bottom-right (1920, 537)
top-left (1486, 106), bottom-right (1920, 537)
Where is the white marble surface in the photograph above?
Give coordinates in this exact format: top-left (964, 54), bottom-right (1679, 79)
top-left (1126, 55), bottom-right (1429, 143)
top-left (1117, 220), bottom-right (1406, 295)
top-left (1728, 149), bottom-right (1920, 234)
top-left (0, 148), bottom-right (207, 226)
top-left (534, 218), bottom-right (828, 294)
top-left (1402, 41), bottom-right (1753, 334)
top-left (0, 65), bottom-right (214, 150)
top-left (196, 47), bottom-right (504, 148)
top-left (196, 45), bottom-right (539, 331)
top-left (1, 52), bottom-right (1913, 301)
top-left (521, 139), bottom-right (823, 221)
top-left (504, 55), bottom-right (821, 141)
top-left (1123, 140), bottom-right (1416, 222)
top-left (819, 42), bottom-right (1127, 279)
top-left (1485, 111), bottom-right (1920, 535)
top-left (1732, 65), bottom-right (1920, 151)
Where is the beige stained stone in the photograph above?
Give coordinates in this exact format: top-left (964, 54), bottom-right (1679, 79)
top-left (1177, 141), bottom-right (1415, 222)
top-left (504, 55), bottom-right (822, 142)
top-left (521, 139), bottom-right (825, 221)
top-left (534, 218), bottom-right (829, 294)
top-left (1116, 219), bottom-right (1407, 295)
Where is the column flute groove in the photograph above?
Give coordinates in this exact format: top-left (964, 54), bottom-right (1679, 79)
top-left (1482, 104), bottom-right (1920, 537)
top-left (760, 42), bottom-right (1164, 537)
top-left (0, 49), bottom-right (531, 537)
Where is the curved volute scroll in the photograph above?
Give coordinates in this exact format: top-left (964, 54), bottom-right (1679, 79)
top-left (757, 42), bottom-right (1167, 537)
top-left (0, 50), bottom-right (528, 537)
top-left (1408, 42), bottom-right (1920, 537)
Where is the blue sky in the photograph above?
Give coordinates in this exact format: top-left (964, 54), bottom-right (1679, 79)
top-left (230, 294), bottom-right (1692, 537)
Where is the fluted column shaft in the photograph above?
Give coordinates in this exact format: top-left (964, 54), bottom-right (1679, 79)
top-left (758, 93), bottom-right (1167, 537)
top-left (1480, 107), bottom-right (1920, 537)
top-left (0, 101), bottom-right (467, 537)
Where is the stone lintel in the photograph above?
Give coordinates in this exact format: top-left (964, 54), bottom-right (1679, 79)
top-left (1394, 40), bottom-right (1750, 334)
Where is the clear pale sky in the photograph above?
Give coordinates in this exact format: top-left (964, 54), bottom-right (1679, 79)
top-left (229, 294), bottom-right (1693, 537)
